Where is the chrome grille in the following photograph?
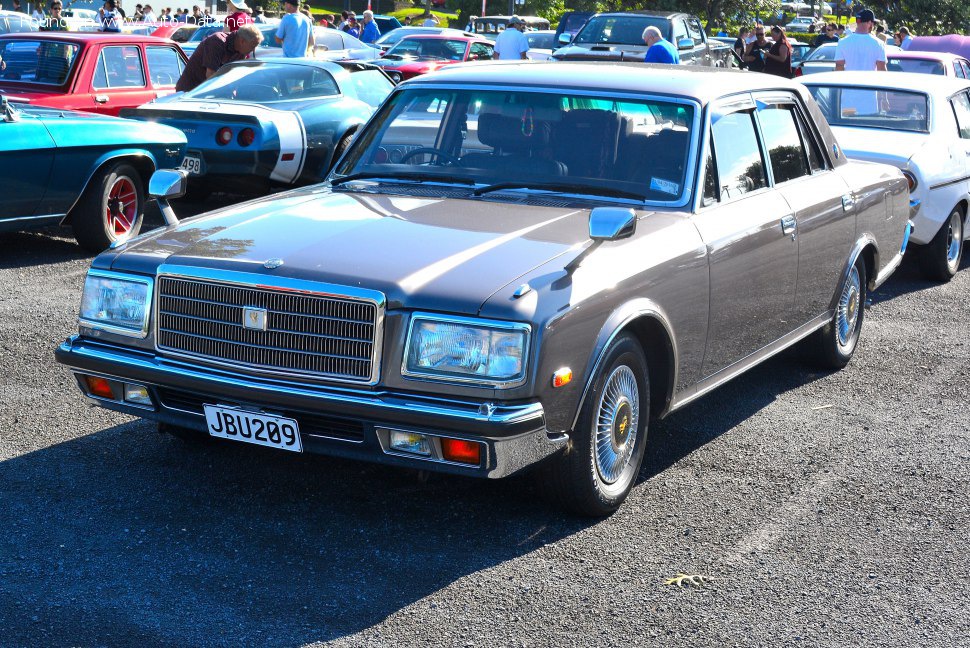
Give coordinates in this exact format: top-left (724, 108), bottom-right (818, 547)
top-left (156, 276), bottom-right (380, 382)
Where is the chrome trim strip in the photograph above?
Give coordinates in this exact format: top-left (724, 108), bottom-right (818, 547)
top-left (154, 265), bottom-right (385, 386)
top-left (401, 312), bottom-right (532, 389)
top-left (929, 174), bottom-right (970, 191)
top-left (669, 312), bottom-right (830, 412)
top-left (874, 251), bottom-right (903, 290)
top-left (79, 270), bottom-right (155, 339)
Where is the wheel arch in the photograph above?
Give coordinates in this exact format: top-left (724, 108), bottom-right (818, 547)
top-left (570, 300), bottom-right (679, 431)
top-left (63, 151), bottom-right (158, 224)
top-left (833, 235), bottom-right (878, 303)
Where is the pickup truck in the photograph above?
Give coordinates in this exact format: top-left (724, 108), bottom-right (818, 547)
top-left (551, 11), bottom-right (733, 67)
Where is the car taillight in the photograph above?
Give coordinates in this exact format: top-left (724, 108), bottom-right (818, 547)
top-left (902, 170), bottom-right (918, 192)
top-left (237, 128), bottom-right (255, 147)
top-left (216, 127), bottom-right (233, 146)
top-left (794, 67), bottom-right (802, 77)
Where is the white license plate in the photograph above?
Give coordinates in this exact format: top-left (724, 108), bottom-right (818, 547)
top-left (181, 155), bottom-right (203, 175)
top-left (203, 404), bottom-right (303, 452)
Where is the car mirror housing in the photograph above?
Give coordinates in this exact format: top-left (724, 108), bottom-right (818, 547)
top-left (148, 169), bottom-right (189, 227)
top-left (589, 207), bottom-right (637, 241)
top-left (677, 38), bottom-right (695, 50)
top-left (558, 33), bottom-right (572, 46)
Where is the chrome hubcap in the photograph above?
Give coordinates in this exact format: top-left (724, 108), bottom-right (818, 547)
top-left (946, 212), bottom-right (962, 269)
top-left (594, 365), bottom-right (640, 485)
top-left (837, 265), bottom-right (861, 348)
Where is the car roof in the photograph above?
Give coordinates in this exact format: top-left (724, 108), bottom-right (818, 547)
top-left (888, 50), bottom-right (968, 62)
top-left (0, 32), bottom-right (174, 43)
top-left (801, 71), bottom-right (970, 93)
top-left (589, 11), bottom-right (694, 19)
top-left (395, 34), bottom-right (488, 43)
top-left (411, 61), bottom-right (807, 103)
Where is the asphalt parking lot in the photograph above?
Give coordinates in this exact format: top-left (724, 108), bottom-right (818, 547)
top-left (1, 198), bottom-right (968, 647)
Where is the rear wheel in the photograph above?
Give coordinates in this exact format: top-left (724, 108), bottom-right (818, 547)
top-left (72, 161), bottom-right (144, 253)
top-left (327, 130), bottom-right (355, 174)
top-left (810, 256), bottom-right (866, 369)
top-left (537, 334), bottom-right (649, 517)
top-left (920, 208), bottom-right (964, 282)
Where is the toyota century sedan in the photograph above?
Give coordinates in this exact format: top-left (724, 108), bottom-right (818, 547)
top-left (56, 63), bottom-right (911, 516)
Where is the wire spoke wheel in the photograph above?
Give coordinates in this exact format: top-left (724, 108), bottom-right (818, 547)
top-left (594, 365), bottom-right (640, 485)
top-left (836, 264), bottom-right (861, 349)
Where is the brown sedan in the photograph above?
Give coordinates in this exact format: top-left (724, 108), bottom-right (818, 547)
top-left (56, 62), bottom-right (911, 516)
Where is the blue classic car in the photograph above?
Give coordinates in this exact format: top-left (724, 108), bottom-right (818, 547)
top-left (122, 59), bottom-right (394, 197)
top-left (0, 94), bottom-right (186, 251)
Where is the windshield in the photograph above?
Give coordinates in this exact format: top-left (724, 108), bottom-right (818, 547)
top-left (573, 15), bottom-right (668, 46)
top-left (188, 24), bottom-right (223, 42)
top-left (806, 45), bottom-right (837, 62)
top-left (0, 39), bottom-right (79, 84)
top-left (1, 14), bottom-right (37, 33)
top-left (335, 87), bottom-right (696, 204)
top-left (888, 57), bottom-right (945, 75)
top-left (377, 28), bottom-right (438, 46)
top-left (807, 85), bottom-right (929, 133)
top-left (185, 63), bottom-right (340, 102)
top-left (384, 38), bottom-right (466, 61)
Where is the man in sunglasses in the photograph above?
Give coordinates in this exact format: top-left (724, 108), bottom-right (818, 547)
top-left (813, 22), bottom-right (839, 47)
top-left (743, 27), bottom-right (770, 73)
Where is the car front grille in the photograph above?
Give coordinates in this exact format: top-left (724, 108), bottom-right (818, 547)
top-left (155, 276), bottom-right (381, 383)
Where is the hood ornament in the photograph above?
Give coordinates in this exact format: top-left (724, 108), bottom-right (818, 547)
top-left (263, 258), bottom-right (284, 269)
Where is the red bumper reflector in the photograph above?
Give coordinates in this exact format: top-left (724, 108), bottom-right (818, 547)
top-left (84, 376), bottom-right (115, 399)
top-left (441, 438), bottom-right (481, 465)
top-left (281, 153), bottom-right (295, 161)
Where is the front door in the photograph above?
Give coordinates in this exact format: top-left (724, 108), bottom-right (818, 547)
top-left (0, 111), bottom-right (55, 222)
top-left (87, 44), bottom-right (154, 115)
top-left (692, 97), bottom-right (798, 377)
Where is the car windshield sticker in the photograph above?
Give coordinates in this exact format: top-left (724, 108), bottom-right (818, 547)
top-left (650, 177), bottom-right (680, 195)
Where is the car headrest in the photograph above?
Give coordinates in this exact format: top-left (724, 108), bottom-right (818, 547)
top-left (477, 111), bottom-right (552, 154)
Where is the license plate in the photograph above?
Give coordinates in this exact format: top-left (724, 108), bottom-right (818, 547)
top-left (203, 404), bottom-right (303, 452)
top-left (181, 155), bottom-right (203, 175)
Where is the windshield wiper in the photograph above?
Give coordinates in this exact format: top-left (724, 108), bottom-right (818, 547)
top-left (472, 181), bottom-right (645, 201)
top-left (330, 172), bottom-right (476, 188)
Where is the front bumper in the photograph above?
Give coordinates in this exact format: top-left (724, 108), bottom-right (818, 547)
top-left (55, 336), bottom-right (566, 478)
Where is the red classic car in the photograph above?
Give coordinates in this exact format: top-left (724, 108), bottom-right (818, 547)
top-left (0, 33), bottom-right (187, 115)
top-left (368, 34), bottom-right (494, 83)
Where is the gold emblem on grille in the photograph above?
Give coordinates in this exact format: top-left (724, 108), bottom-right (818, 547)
top-left (242, 306), bottom-right (268, 331)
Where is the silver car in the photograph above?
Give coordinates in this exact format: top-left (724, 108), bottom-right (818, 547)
top-left (56, 63), bottom-right (910, 516)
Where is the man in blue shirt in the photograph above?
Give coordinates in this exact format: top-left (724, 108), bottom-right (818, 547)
top-left (642, 25), bottom-right (680, 64)
top-left (276, 0), bottom-right (314, 58)
top-left (359, 10), bottom-right (380, 44)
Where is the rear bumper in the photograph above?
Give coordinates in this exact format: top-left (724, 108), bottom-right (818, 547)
top-left (55, 336), bottom-right (566, 478)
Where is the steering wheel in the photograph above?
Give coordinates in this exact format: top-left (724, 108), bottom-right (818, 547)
top-left (399, 147), bottom-right (461, 165)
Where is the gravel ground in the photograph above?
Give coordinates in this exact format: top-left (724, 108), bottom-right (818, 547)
top-left (1, 203), bottom-right (968, 647)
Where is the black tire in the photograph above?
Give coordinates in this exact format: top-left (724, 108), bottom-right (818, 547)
top-left (810, 256), bottom-right (867, 370)
top-left (537, 334), bottom-right (649, 517)
top-left (72, 161), bottom-right (144, 253)
top-left (159, 422), bottom-right (214, 445)
top-left (327, 130), bottom-right (355, 173)
top-left (919, 208), bottom-right (964, 282)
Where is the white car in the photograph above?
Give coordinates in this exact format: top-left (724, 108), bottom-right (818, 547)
top-left (785, 16), bottom-right (822, 33)
top-left (254, 25), bottom-right (381, 61)
top-left (803, 72), bottom-right (970, 280)
top-left (525, 29), bottom-right (556, 60)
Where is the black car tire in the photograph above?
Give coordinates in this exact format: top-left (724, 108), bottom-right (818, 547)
top-left (72, 161), bottom-right (144, 253)
top-left (811, 256), bottom-right (867, 369)
top-left (538, 333), bottom-right (649, 517)
top-left (920, 208), bottom-right (964, 282)
top-left (327, 130), bottom-right (355, 173)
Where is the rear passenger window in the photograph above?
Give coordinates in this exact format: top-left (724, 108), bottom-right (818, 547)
top-left (711, 110), bottom-right (766, 200)
top-left (93, 46), bottom-right (145, 89)
top-left (951, 92), bottom-right (970, 139)
top-left (146, 46), bottom-right (183, 87)
top-left (757, 104), bottom-right (810, 184)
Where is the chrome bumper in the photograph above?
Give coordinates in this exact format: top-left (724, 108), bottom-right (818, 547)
top-left (55, 336), bottom-right (566, 479)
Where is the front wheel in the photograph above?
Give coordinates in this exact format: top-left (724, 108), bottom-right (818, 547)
top-left (920, 208), bottom-right (964, 282)
top-left (71, 161), bottom-right (144, 253)
top-left (537, 334), bottom-right (649, 517)
top-left (810, 256), bottom-right (867, 369)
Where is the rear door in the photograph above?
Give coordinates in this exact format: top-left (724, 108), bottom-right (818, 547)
top-left (86, 44), bottom-right (154, 115)
top-left (0, 111), bottom-right (55, 220)
top-left (145, 44), bottom-right (184, 98)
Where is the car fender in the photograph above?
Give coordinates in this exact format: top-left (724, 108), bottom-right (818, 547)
top-left (60, 149), bottom-right (160, 222)
top-left (569, 298), bottom-right (679, 430)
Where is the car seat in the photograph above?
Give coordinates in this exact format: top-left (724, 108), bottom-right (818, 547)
top-left (461, 110), bottom-right (567, 177)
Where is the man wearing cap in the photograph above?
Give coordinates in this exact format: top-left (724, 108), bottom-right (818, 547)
top-left (835, 8), bottom-right (886, 71)
top-left (642, 25), bottom-right (680, 64)
top-left (176, 23), bottom-right (263, 92)
top-left (276, 0), bottom-right (314, 57)
top-left (494, 16), bottom-right (529, 61)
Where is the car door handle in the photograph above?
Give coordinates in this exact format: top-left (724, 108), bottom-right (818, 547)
top-left (842, 194), bottom-right (855, 211)
top-left (94, 95), bottom-right (109, 104)
top-left (781, 214), bottom-right (797, 238)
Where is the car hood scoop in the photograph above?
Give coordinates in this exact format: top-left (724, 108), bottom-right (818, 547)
top-left (113, 189), bottom-right (595, 313)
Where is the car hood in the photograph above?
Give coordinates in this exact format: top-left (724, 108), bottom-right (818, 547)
top-left (830, 126), bottom-right (929, 165)
top-left (369, 57), bottom-right (451, 72)
top-left (11, 102), bottom-right (186, 146)
top-left (553, 43), bottom-right (647, 61)
top-left (107, 187), bottom-right (599, 314)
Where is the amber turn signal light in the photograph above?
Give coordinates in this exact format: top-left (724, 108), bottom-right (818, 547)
top-left (553, 367), bottom-right (573, 388)
top-left (84, 375), bottom-right (115, 399)
top-left (441, 438), bottom-right (481, 465)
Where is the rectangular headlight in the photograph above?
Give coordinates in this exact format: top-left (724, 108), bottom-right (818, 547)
top-left (79, 271), bottom-right (153, 338)
top-left (402, 314), bottom-right (530, 388)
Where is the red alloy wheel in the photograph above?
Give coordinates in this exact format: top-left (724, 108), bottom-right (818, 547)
top-left (105, 176), bottom-right (138, 237)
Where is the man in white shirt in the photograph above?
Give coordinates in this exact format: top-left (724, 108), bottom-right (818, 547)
top-left (421, 13), bottom-right (439, 27)
top-left (494, 15), bottom-right (529, 60)
top-left (834, 8), bottom-right (886, 71)
top-left (898, 26), bottom-right (914, 49)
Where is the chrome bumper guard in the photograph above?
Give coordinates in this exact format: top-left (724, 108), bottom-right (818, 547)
top-left (56, 336), bottom-right (566, 479)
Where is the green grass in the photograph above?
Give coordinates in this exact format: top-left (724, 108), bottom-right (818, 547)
top-left (304, 2), bottom-right (457, 27)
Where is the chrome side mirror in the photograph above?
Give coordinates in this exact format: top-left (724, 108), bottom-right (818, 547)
top-left (677, 38), bottom-right (695, 50)
top-left (148, 169), bottom-right (188, 226)
top-left (589, 207), bottom-right (637, 241)
top-left (1, 95), bottom-right (20, 123)
top-left (557, 32), bottom-right (572, 46)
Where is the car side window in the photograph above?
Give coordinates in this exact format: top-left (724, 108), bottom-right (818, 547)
top-left (146, 46), bottom-right (183, 87)
top-left (672, 20), bottom-right (688, 45)
top-left (686, 19), bottom-right (704, 45)
top-left (93, 46), bottom-right (146, 89)
top-left (961, 61), bottom-right (970, 79)
top-left (954, 62), bottom-right (966, 79)
top-left (950, 91), bottom-right (970, 139)
top-left (701, 146), bottom-right (718, 206)
top-left (470, 43), bottom-right (492, 60)
top-left (711, 110), bottom-right (766, 201)
top-left (757, 104), bottom-right (810, 184)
